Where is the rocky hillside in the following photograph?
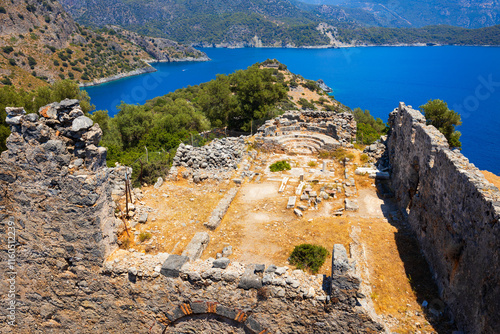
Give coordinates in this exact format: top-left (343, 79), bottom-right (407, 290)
top-left (0, 0), bottom-right (207, 89)
top-left (58, 0), bottom-right (500, 47)
top-left (299, 0), bottom-right (500, 28)
top-left (59, 0), bottom-right (333, 46)
top-left (108, 26), bottom-right (208, 62)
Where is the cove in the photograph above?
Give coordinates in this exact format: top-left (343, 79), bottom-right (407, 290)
top-left (83, 46), bottom-right (500, 174)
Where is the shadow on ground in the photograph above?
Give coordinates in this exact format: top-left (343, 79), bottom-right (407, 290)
top-left (377, 179), bottom-right (457, 334)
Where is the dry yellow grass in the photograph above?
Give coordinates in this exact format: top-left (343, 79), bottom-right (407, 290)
top-left (482, 170), bottom-right (500, 190)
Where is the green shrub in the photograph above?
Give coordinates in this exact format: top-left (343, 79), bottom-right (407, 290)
top-left (297, 98), bottom-right (315, 110)
top-left (0, 6), bottom-right (6, 14)
top-left (28, 56), bottom-right (37, 68)
top-left (139, 232), bottom-right (152, 242)
top-left (289, 244), bottom-right (329, 274)
top-left (360, 153), bottom-right (369, 163)
top-left (8, 59), bottom-right (16, 66)
top-left (1, 77), bottom-right (12, 85)
top-left (269, 160), bottom-right (291, 172)
top-left (308, 161), bottom-right (317, 167)
top-left (2, 46), bottom-right (13, 54)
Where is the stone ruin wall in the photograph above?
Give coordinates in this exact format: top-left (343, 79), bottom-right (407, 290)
top-left (255, 110), bottom-right (357, 152)
top-left (387, 103), bottom-right (500, 334)
top-left (0, 101), bottom-right (382, 333)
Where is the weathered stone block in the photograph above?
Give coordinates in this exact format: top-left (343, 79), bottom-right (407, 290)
top-left (160, 255), bottom-right (189, 278)
top-left (182, 232), bottom-right (210, 260)
top-left (213, 257), bottom-right (230, 269)
top-left (238, 274), bottom-right (262, 290)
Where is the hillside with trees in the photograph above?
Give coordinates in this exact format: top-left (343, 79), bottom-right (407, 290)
top-left (298, 0), bottom-right (500, 29)
top-left (0, 0), bottom-right (207, 90)
top-left (58, 0), bottom-right (500, 46)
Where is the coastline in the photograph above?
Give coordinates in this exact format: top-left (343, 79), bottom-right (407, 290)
top-left (79, 66), bottom-right (157, 88)
top-left (145, 56), bottom-right (211, 63)
top-left (194, 42), bottom-right (500, 49)
top-left (79, 56), bottom-right (211, 88)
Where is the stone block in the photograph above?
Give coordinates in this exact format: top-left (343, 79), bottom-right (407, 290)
top-left (190, 301), bottom-right (207, 314)
top-left (238, 274), bottom-right (262, 290)
top-left (216, 305), bottom-right (237, 320)
top-left (332, 244), bottom-right (350, 275)
top-left (72, 116), bottom-right (93, 132)
top-left (222, 245), bottom-right (233, 257)
top-left (287, 196), bottom-right (296, 209)
top-left (275, 266), bottom-right (288, 275)
top-left (345, 199), bottom-right (359, 212)
top-left (213, 257), bottom-right (230, 269)
top-left (293, 208), bottom-right (303, 217)
top-left (138, 213), bottom-right (148, 224)
top-left (160, 255), bottom-right (189, 278)
top-left (182, 232), bottom-right (210, 260)
top-left (254, 264), bottom-right (265, 273)
top-left (154, 177), bottom-right (163, 189)
top-left (265, 264), bottom-right (277, 273)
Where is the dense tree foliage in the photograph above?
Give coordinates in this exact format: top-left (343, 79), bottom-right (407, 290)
top-left (92, 63), bottom-right (289, 172)
top-left (337, 25), bottom-right (500, 46)
top-left (420, 99), bottom-right (462, 148)
top-left (0, 80), bottom-right (93, 151)
top-left (352, 108), bottom-right (387, 145)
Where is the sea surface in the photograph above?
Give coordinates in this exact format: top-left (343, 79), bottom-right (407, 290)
top-left (84, 46), bottom-right (500, 174)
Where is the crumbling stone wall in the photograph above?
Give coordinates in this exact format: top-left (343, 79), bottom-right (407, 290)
top-left (0, 101), bottom-right (382, 333)
top-left (387, 103), bottom-right (500, 334)
top-left (171, 138), bottom-right (246, 182)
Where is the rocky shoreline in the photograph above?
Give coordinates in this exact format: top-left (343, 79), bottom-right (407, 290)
top-left (79, 65), bottom-right (157, 88)
top-left (79, 55), bottom-right (211, 88)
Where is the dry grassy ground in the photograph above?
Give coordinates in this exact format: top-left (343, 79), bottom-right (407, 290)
top-left (117, 147), bottom-right (455, 333)
top-left (482, 170), bottom-right (500, 190)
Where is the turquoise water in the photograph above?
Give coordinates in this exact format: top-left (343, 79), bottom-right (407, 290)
top-left (84, 46), bottom-right (500, 174)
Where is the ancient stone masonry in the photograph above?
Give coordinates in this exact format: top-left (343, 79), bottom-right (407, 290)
top-left (255, 110), bottom-right (356, 154)
top-left (387, 103), bottom-right (500, 334)
top-left (171, 138), bottom-right (246, 182)
top-left (0, 102), bottom-right (383, 333)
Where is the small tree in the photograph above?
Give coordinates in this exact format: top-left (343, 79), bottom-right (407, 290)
top-left (269, 160), bottom-right (291, 172)
top-left (289, 244), bottom-right (329, 273)
top-left (420, 99), bottom-right (462, 148)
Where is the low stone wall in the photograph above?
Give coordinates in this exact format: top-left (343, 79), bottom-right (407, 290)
top-left (387, 103), bottom-right (500, 334)
top-left (204, 187), bottom-right (239, 230)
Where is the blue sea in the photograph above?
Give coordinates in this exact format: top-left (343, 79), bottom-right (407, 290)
top-left (84, 46), bottom-right (500, 174)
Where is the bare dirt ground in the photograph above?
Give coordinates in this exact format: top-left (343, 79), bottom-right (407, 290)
top-left (117, 147), bottom-right (454, 334)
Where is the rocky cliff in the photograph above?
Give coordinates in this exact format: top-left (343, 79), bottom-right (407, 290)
top-left (387, 103), bottom-right (500, 334)
top-left (0, 101), bottom-right (382, 333)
